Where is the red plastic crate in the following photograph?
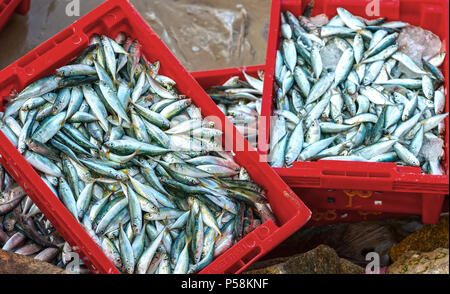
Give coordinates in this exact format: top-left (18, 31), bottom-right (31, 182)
top-left (191, 66), bottom-right (450, 227)
top-left (0, 0), bottom-right (311, 274)
top-left (0, 0), bottom-right (29, 31)
top-left (305, 194), bottom-right (448, 226)
top-left (259, 0), bottom-right (450, 224)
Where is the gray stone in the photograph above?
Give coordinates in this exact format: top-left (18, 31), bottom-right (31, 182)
top-left (245, 245), bottom-right (363, 274)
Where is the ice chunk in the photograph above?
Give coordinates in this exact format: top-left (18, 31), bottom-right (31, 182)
top-left (320, 41), bottom-right (343, 71)
top-left (419, 136), bottom-right (444, 162)
top-left (397, 26), bottom-right (442, 65)
top-left (310, 14), bottom-right (330, 26)
top-left (396, 26), bottom-right (442, 79)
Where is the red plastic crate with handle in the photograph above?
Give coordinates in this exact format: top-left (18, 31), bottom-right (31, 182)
top-left (0, 0), bottom-right (29, 31)
top-left (190, 65), bottom-right (449, 227)
top-left (295, 187), bottom-right (449, 222)
top-left (0, 0), bottom-right (311, 274)
top-left (259, 0), bottom-right (449, 224)
top-left (191, 65), bottom-right (450, 227)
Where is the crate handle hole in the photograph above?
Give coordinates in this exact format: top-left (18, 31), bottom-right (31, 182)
top-left (323, 170), bottom-right (345, 176)
top-left (224, 260), bottom-right (245, 274)
top-left (241, 247), bottom-right (261, 264)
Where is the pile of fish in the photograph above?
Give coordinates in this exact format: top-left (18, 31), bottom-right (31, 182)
top-left (205, 71), bottom-right (264, 149)
top-left (0, 165), bottom-right (90, 272)
top-left (0, 33), bottom-right (275, 274)
top-left (0, 167), bottom-right (61, 265)
top-left (269, 7), bottom-right (448, 175)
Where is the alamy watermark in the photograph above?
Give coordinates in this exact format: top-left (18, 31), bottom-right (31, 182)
top-left (64, 0), bottom-right (382, 19)
top-left (365, 0), bottom-right (381, 17)
top-left (66, 0), bottom-right (81, 17)
top-left (365, 252), bottom-right (381, 274)
top-left (64, 251), bottom-right (381, 274)
top-left (63, 251), bottom-right (81, 274)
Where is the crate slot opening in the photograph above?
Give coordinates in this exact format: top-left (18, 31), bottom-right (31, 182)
top-left (368, 172), bottom-right (390, 178)
top-left (322, 170), bottom-right (345, 176)
top-left (36, 41), bottom-right (56, 57)
top-left (224, 260), bottom-right (245, 274)
top-left (54, 28), bottom-right (75, 44)
top-left (241, 247), bottom-right (261, 264)
top-left (108, 19), bottom-right (133, 38)
top-left (82, 19), bottom-right (108, 36)
top-left (346, 171), bottom-right (368, 177)
top-left (17, 53), bottom-right (38, 68)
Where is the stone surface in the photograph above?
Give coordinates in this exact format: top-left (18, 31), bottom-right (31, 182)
top-left (390, 215), bottom-right (449, 262)
top-left (244, 245), bottom-right (363, 274)
top-left (389, 248), bottom-right (449, 274)
top-left (0, 249), bottom-right (66, 274)
top-left (339, 257), bottom-right (365, 274)
top-left (262, 216), bottom-right (424, 267)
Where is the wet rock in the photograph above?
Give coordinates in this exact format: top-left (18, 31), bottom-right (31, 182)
top-left (339, 257), bottom-right (365, 274)
top-left (262, 216), bottom-right (423, 267)
top-left (333, 222), bottom-right (397, 267)
top-left (389, 248), bottom-right (449, 274)
top-left (0, 249), bottom-right (66, 274)
top-left (390, 215), bottom-right (449, 262)
top-left (244, 245), bottom-right (363, 274)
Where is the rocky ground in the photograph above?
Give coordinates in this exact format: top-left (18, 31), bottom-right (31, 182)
top-left (1, 214), bottom-right (447, 274)
top-left (244, 215), bottom-right (449, 274)
top-left (244, 245), bottom-right (364, 274)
